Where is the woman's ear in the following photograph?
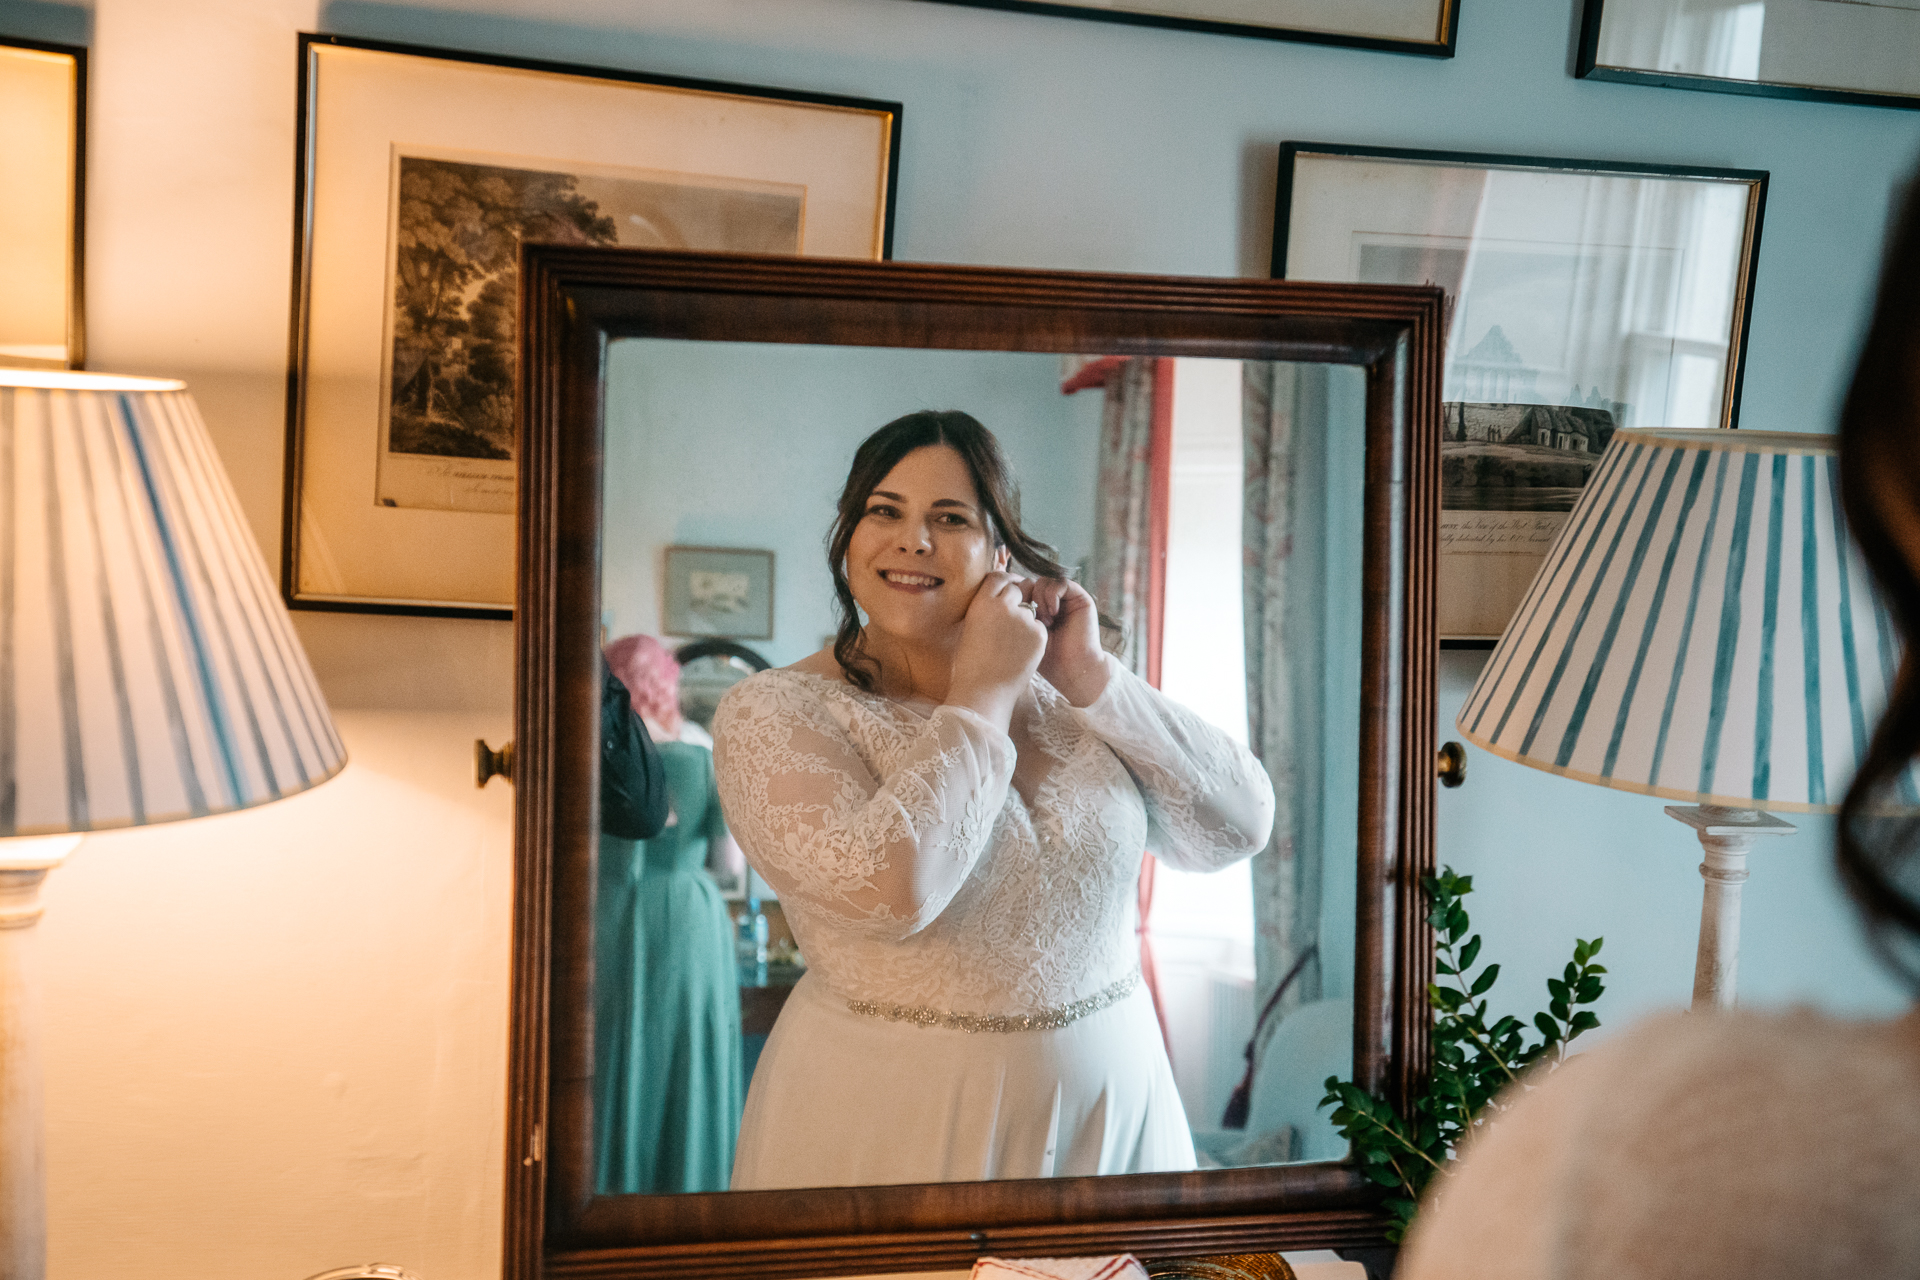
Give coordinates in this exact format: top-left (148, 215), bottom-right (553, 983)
top-left (994, 546), bottom-right (1011, 572)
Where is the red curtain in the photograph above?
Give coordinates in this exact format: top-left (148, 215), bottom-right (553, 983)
top-left (1139, 358), bottom-right (1174, 1048)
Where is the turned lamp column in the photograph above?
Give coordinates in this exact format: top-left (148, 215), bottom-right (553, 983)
top-left (1664, 806), bottom-right (1794, 1009)
top-left (0, 840), bottom-right (76, 1278)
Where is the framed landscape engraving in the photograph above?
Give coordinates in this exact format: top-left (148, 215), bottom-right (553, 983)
top-left (1578, 0), bottom-right (1920, 110)
top-left (1272, 143), bottom-right (1765, 641)
top-left (283, 34), bottom-right (900, 617)
top-left (905, 0), bottom-right (1458, 56)
top-left (0, 37), bottom-right (85, 370)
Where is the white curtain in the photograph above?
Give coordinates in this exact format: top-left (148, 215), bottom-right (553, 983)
top-left (1241, 361), bottom-right (1324, 1060)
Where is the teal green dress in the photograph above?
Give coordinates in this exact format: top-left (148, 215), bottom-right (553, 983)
top-left (595, 739), bottom-right (744, 1194)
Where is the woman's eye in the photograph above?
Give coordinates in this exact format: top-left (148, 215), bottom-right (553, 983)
top-left (938, 512), bottom-right (969, 527)
top-left (864, 505), bottom-right (897, 520)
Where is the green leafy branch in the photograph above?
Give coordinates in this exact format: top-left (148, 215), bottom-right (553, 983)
top-left (1319, 867), bottom-right (1607, 1242)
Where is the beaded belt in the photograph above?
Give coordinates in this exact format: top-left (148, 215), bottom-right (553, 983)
top-left (845, 970), bottom-right (1141, 1034)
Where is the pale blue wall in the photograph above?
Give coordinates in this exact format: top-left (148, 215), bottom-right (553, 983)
top-left (602, 341), bottom-right (1102, 668)
top-left (333, 0), bottom-right (1920, 1025)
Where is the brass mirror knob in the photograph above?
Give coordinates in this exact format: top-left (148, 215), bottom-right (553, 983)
top-left (477, 739), bottom-right (515, 788)
top-left (1437, 740), bottom-right (1467, 788)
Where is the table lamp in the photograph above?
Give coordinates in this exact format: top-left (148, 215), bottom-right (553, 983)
top-left (0, 368), bottom-right (345, 1276)
top-left (1456, 428), bottom-right (1914, 1010)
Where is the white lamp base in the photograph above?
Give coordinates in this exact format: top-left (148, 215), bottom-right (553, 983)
top-left (1664, 806), bottom-right (1794, 1011)
top-left (0, 836), bottom-right (80, 1280)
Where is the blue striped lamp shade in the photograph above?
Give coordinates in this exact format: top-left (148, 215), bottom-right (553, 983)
top-left (2, 370), bottom-right (345, 837)
top-left (1458, 428), bottom-right (1915, 814)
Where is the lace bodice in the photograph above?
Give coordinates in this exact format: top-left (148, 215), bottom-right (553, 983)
top-left (711, 655), bottom-right (1275, 1016)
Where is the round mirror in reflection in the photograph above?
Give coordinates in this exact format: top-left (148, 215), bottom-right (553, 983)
top-left (674, 640), bottom-right (770, 732)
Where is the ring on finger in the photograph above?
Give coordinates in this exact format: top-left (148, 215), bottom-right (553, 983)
top-left (1018, 601), bottom-right (1040, 616)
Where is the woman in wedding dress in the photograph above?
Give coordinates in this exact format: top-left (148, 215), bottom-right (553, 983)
top-left (711, 409), bottom-right (1275, 1190)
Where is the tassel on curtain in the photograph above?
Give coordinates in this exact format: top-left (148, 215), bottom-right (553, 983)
top-left (1064, 354), bottom-right (1174, 1049)
top-left (1222, 361), bottom-right (1323, 1128)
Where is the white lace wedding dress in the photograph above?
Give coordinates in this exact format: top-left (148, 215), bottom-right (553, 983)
top-left (711, 654), bottom-right (1275, 1190)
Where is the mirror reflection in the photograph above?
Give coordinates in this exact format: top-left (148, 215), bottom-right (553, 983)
top-left (594, 341), bottom-right (1367, 1195)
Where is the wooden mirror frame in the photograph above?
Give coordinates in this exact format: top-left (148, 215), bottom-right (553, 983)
top-left (506, 246), bottom-right (1443, 1280)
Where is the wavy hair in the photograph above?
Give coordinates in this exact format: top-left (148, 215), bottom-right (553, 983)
top-left (1836, 176), bottom-right (1920, 983)
top-left (827, 410), bottom-right (1068, 691)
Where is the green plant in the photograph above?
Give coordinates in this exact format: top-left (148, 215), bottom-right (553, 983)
top-left (1319, 867), bottom-right (1607, 1242)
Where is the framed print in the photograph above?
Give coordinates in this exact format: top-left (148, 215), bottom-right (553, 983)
top-left (661, 546), bottom-right (775, 640)
top-left (1579, 0), bottom-right (1920, 109)
top-left (1272, 142), bottom-right (1766, 641)
top-left (0, 37), bottom-right (84, 370)
top-left (283, 35), bottom-right (900, 618)
top-left (904, 0), bottom-right (1458, 56)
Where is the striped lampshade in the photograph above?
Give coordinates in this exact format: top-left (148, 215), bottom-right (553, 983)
top-left (2, 370), bottom-right (345, 837)
top-left (1458, 428), bottom-right (1914, 813)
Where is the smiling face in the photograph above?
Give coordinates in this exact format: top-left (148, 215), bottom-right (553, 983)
top-left (846, 443), bottom-right (1010, 648)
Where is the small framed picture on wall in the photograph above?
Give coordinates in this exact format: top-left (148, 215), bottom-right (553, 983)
top-left (283, 34), bottom-right (900, 618)
top-left (662, 546), bottom-right (775, 640)
top-left (1272, 142), bottom-right (1767, 642)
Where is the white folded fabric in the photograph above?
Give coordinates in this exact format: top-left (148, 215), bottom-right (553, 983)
top-left (968, 1251), bottom-right (1363, 1280)
top-left (971, 1256), bottom-right (1150, 1280)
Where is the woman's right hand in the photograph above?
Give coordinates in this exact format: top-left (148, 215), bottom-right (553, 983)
top-left (946, 571), bottom-right (1046, 731)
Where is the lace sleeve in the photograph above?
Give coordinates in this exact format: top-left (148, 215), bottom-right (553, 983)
top-left (1068, 655), bottom-right (1275, 872)
top-left (711, 674), bottom-right (1015, 941)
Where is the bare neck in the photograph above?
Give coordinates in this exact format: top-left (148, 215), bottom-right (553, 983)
top-left (793, 630), bottom-right (957, 704)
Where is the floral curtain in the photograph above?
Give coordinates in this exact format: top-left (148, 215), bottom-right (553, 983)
top-left (1073, 354), bottom-right (1171, 1046)
top-left (1241, 361), bottom-right (1322, 1058)
top-left (1087, 356), bottom-right (1159, 678)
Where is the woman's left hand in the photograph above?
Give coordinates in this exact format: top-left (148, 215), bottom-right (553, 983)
top-left (1021, 577), bottom-right (1111, 707)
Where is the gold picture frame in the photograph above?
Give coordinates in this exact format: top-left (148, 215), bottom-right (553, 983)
top-left (661, 545), bottom-right (775, 641)
top-left (0, 37), bottom-right (85, 371)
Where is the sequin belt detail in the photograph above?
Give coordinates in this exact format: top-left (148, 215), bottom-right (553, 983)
top-left (845, 971), bottom-right (1141, 1034)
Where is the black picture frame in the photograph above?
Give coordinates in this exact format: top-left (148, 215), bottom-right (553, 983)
top-left (1272, 141), bottom-right (1768, 641)
top-left (902, 0), bottom-right (1459, 57)
top-left (281, 33), bottom-right (902, 620)
top-left (1576, 0), bottom-right (1920, 111)
top-left (0, 35), bottom-right (87, 371)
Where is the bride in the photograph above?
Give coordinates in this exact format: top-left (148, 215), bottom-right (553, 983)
top-left (711, 409), bottom-right (1275, 1190)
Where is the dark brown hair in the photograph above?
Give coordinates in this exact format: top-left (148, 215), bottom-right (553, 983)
top-left (827, 410), bottom-right (1068, 691)
top-left (1837, 175), bottom-right (1920, 983)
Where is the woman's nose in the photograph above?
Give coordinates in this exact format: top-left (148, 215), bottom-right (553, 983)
top-left (898, 524), bottom-right (932, 553)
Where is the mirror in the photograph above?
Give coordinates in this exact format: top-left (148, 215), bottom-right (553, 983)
top-left (671, 641), bottom-right (773, 735)
top-left (509, 249), bottom-right (1441, 1279)
top-left (598, 340), bottom-right (1368, 1194)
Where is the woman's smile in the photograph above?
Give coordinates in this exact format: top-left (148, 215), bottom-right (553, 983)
top-left (878, 569), bottom-right (945, 591)
top-left (847, 444), bottom-right (1007, 640)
